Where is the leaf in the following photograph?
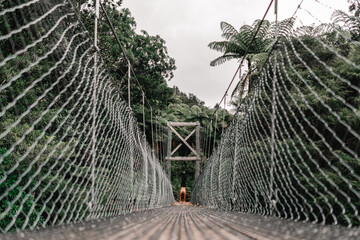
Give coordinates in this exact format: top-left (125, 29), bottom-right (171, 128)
top-left (210, 54), bottom-right (240, 66)
top-left (220, 21), bottom-right (238, 35)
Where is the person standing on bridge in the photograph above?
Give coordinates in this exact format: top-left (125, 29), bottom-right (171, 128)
top-left (179, 171), bottom-right (186, 202)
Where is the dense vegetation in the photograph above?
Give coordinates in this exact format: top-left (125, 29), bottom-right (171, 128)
top-left (0, 0), bottom-right (358, 231)
top-left (0, 1), bottom-right (231, 231)
top-left (197, 0), bottom-right (360, 226)
top-left (72, 0), bottom-right (233, 200)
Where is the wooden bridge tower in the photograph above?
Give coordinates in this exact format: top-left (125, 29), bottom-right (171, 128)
top-left (165, 122), bottom-right (201, 180)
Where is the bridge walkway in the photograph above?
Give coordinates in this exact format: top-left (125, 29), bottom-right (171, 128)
top-left (4, 203), bottom-right (359, 240)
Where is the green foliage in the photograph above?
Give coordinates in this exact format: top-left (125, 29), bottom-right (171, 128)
top-left (0, 148), bottom-right (45, 231)
top-left (77, 2), bottom-right (177, 141)
top-left (155, 87), bottom-right (232, 199)
top-left (0, 1), bottom-right (227, 231)
top-left (196, 2), bottom-right (360, 226)
top-left (210, 18), bottom-right (294, 103)
top-left (252, 24), bottom-right (360, 225)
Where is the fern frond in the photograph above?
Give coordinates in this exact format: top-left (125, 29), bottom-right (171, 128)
top-left (254, 20), bottom-right (271, 39)
top-left (208, 41), bottom-right (230, 53)
top-left (221, 21), bottom-right (238, 35)
top-left (268, 18), bottom-right (295, 39)
top-left (332, 10), bottom-right (360, 33)
top-left (210, 54), bottom-right (240, 66)
top-left (221, 32), bottom-right (236, 40)
top-left (294, 25), bottom-right (315, 37)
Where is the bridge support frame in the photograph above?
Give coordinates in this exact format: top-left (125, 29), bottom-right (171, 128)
top-left (165, 122), bottom-right (201, 181)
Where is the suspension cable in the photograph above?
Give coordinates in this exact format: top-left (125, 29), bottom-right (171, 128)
top-left (211, 0), bottom-right (275, 119)
top-left (100, 2), bottom-right (154, 112)
top-left (142, 92), bottom-right (146, 134)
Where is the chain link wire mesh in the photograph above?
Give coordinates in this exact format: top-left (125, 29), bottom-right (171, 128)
top-left (192, 0), bottom-right (360, 228)
top-left (0, 0), bottom-right (173, 233)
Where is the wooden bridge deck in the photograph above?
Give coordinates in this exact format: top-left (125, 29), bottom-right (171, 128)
top-left (3, 203), bottom-right (359, 240)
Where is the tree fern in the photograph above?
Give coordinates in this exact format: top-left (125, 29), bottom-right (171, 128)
top-left (220, 22), bottom-right (238, 37)
top-left (210, 54), bottom-right (240, 67)
top-left (332, 10), bottom-right (360, 34)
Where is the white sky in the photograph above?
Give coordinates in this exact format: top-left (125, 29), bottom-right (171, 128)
top-left (121, 0), bottom-right (349, 107)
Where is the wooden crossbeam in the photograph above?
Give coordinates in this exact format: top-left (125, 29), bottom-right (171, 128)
top-left (171, 128), bottom-right (196, 156)
top-left (166, 121), bottom-right (201, 180)
top-left (168, 124), bottom-right (197, 155)
top-left (165, 156), bottom-right (198, 161)
top-left (168, 122), bottom-right (200, 127)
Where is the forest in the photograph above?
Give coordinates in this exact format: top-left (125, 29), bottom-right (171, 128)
top-left (0, 0), bottom-right (232, 230)
top-left (192, 0), bottom-right (360, 226)
top-left (71, 0), bottom-right (233, 201)
top-left (0, 0), bottom-right (359, 231)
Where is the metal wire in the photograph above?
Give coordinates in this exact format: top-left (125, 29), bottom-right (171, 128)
top-left (192, 1), bottom-right (360, 227)
top-left (0, 0), bottom-right (173, 233)
top-left (1, 0), bottom-right (360, 236)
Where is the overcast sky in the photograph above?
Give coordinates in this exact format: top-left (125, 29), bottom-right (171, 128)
top-left (121, 0), bottom-right (349, 107)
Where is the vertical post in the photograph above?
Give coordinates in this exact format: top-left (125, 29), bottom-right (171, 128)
top-left (221, 96), bottom-right (227, 208)
top-left (232, 117), bottom-right (239, 208)
top-left (151, 158), bottom-right (156, 208)
top-left (232, 102), bottom-right (241, 209)
top-left (157, 166), bottom-right (162, 207)
top-left (150, 108), bottom-right (154, 151)
top-left (142, 134), bottom-right (148, 209)
top-left (195, 123), bottom-right (200, 180)
top-left (221, 95), bottom-right (227, 135)
top-left (166, 126), bottom-right (172, 179)
top-left (129, 118), bottom-right (135, 212)
top-left (207, 119), bottom-right (213, 157)
top-left (128, 63), bottom-right (131, 108)
top-left (269, 0), bottom-right (279, 214)
top-left (90, 0), bottom-right (100, 217)
top-left (142, 92), bottom-right (145, 134)
top-left (155, 120), bottom-right (159, 159)
top-left (213, 112), bottom-right (218, 150)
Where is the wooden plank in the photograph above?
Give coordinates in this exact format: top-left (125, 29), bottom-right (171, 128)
top-left (166, 127), bottom-right (172, 179)
top-left (195, 125), bottom-right (200, 179)
top-left (8, 205), bottom-right (359, 240)
top-left (166, 156), bottom-right (198, 161)
top-left (168, 122), bottom-right (200, 127)
top-left (168, 125), bottom-right (197, 155)
top-left (171, 128), bottom-right (196, 155)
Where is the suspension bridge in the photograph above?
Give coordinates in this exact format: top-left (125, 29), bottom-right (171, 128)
top-left (0, 0), bottom-right (359, 239)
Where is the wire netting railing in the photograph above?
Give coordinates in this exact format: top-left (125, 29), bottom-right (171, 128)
top-left (0, 0), bottom-right (173, 233)
top-left (192, 0), bottom-right (360, 228)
